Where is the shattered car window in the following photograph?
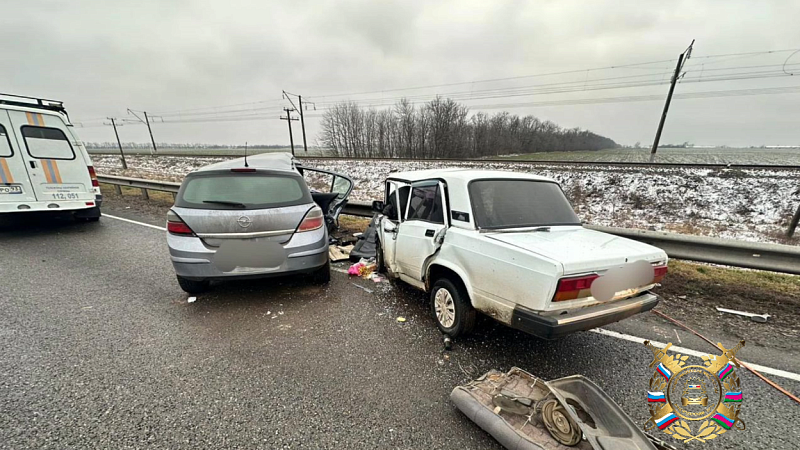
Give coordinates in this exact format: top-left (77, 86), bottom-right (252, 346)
top-left (469, 179), bottom-right (580, 229)
top-left (407, 184), bottom-right (444, 224)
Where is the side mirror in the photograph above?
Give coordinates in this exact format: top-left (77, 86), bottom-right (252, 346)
top-left (372, 200), bottom-right (385, 213)
top-left (383, 221), bottom-right (397, 233)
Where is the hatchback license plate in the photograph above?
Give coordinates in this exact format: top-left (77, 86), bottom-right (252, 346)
top-left (0, 184), bottom-right (23, 195)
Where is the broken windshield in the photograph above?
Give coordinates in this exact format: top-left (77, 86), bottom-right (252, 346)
top-left (468, 179), bottom-right (580, 229)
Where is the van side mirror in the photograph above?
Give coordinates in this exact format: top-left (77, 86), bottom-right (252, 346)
top-left (372, 200), bottom-right (385, 213)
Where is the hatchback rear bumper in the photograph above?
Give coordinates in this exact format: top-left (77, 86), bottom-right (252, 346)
top-left (510, 292), bottom-right (659, 339)
top-left (168, 228), bottom-right (328, 280)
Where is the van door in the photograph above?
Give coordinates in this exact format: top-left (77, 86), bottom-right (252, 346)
top-left (393, 180), bottom-right (448, 281)
top-left (0, 111), bottom-right (37, 205)
top-left (6, 110), bottom-right (94, 204)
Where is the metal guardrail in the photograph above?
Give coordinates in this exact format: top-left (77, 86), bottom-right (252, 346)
top-left (342, 201), bottom-right (800, 275)
top-left (98, 175), bottom-right (800, 275)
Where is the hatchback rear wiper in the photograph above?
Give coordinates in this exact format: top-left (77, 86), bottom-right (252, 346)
top-left (202, 200), bottom-right (246, 208)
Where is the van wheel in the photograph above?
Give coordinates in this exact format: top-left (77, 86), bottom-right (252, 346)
top-left (431, 277), bottom-right (476, 337)
top-left (312, 260), bottom-right (331, 284)
top-left (177, 276), bottom-right (210, 294)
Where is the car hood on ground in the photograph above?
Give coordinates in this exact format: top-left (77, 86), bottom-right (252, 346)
top-left (484, 226), bottom-right (665, 274)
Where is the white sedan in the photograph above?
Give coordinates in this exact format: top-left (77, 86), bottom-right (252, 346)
top-left (372, 168), bottom-right (668, 339)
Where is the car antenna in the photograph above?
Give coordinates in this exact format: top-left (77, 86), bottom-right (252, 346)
top-left (244, 141), bottom-right (249, 167)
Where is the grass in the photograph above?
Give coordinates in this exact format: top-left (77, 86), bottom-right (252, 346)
top-left (666, 260), bottom-right (800, 298)
top-left (100, 183), bottom-right (175, 205)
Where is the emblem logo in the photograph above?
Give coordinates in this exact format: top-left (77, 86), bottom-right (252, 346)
top-left (237, 216), bottom-right (252, 228)
top-left (643, 340), bottom-right (745, 443)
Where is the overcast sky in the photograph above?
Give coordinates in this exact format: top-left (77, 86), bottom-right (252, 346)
top-left (2, 0), bottom-right (799, 147)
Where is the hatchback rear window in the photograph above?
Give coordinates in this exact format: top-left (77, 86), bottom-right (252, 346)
top-left (0, 124), bottom-right (12, 157)
top-left (175, 171), bottom-right (312, 210)
top-left (469, 179), bottom-right (580, 229)
top-left (21, 126), bottom-right (76, 160)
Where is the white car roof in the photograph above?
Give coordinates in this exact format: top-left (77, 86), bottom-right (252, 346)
top-left (388, 168), bottom-right (555, 184)
top-left (196, 152), bottom-right (298, 173)
top-left (387, 168), bottom-right (560, 231)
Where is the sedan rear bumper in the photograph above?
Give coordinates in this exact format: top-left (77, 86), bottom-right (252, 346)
top-left (510, 292), bottom-right (659, 339)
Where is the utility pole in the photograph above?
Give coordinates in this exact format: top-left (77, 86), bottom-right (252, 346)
top-left (650, 39), bottom-right (694, 162)
top-left (283, 91), bottom-right (315, 153)
top-left (107, 117), bottom-right (128, 169)
top-left (127, 109), bottom-right (158, 154)
top-left (280, 108), bottom-right (299, 156)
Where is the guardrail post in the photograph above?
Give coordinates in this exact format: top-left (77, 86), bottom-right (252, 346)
top-left (788, 203), bottom-right (800, 238)
top-left (114, 185), bottom-right (122, 195)
top-left (141, 188), bottom-right (149, 200)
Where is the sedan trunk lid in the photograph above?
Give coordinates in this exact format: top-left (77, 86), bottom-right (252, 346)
top-left (485, 226), bottom-right (665, 274)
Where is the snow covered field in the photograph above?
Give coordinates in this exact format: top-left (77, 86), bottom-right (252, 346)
top-left (93, 155), bottom-right (800, 244)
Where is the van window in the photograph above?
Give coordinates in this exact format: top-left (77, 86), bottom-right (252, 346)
top-left (176, 172), bottom-right (312, 210)
top-left (21, 126), bottom-right (76, 160)
top-left (0, 125), bottom-right (12, 157)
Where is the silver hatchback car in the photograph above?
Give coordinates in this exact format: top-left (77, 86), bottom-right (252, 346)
top-left (166, 153), bottom-right (352, 293)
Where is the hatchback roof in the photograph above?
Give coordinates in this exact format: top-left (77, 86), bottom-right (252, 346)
top-left (196, 152), bottom-right (298, 173)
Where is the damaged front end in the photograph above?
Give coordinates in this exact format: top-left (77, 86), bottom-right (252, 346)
top-left (451, 367), bottom-right (676, 450)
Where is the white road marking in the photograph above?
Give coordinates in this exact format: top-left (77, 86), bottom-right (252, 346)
top-left (96, 214), bottom-right (800, 383)
top-left (592, 328), bottom-right (800, 382)
top-left (104, 214), bottom-right (166, 231)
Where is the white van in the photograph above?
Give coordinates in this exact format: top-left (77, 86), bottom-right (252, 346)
top-left (0, 94), bottom-right (101, 221)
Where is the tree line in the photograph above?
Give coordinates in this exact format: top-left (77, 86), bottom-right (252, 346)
top-left (319, 98), bottom-right (619, 159)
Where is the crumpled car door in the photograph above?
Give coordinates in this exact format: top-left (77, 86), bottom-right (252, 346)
top-left (300, 166), bottom-right (354, 230)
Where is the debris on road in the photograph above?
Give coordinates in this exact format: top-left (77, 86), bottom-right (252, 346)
top-left (348, 214), bottom-right (380, 262)
top-left (348, 259), bottom-right (377, 277)
top-left (452, 367), bottom-right (670, 450)
top-left (716, 307), bottom-right (771, 323)
top-left (443, 335), bottom-right (452, 350)
top-left (351, 283), bottom-right (373, 294)
top-left (396, 317), bottom-right (406, 323)
top-left (329, 244), bottom-right (354, 262)
top-left (368, 272), bottom-right (386, 283)
top-left (187, 297), bottom-right (197, 303)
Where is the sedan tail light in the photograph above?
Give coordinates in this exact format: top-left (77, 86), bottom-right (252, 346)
top-left (167, 210), bottom-right (195, 236)
top-left (553, 274), bottom-right (599, 302)
top-left (653, 265), bottom-right (668, 283)
top-left (297, 206), bottom-right (324, 232)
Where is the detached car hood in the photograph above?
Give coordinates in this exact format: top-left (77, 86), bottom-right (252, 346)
top-left (485, 226), bottom-right (665, 274)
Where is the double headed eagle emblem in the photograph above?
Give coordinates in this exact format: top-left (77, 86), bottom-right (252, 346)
top-left (643, 340), bottom-right (745, 443)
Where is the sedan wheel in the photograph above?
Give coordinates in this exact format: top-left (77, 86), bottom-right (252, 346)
top-left (434, 288), bottom-right (456, 328)
top-left (430, 277), bottom-right (476, 337)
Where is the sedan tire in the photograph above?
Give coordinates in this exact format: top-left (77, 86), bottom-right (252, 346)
top-left (431, 277), bottom-right (476, 337)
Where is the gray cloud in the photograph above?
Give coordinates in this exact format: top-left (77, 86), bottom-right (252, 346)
top-left (2, 0), bottom-right (799, 147)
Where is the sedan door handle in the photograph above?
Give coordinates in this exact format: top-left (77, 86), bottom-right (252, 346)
top-left (425, 229), bottom-right (435, 237)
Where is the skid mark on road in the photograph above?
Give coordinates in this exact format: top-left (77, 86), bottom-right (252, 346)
top-left (104, 211), bottom-right (800, 383)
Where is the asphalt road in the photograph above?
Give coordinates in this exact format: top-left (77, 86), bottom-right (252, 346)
top-left (1, 207), bottom-right (798, 449)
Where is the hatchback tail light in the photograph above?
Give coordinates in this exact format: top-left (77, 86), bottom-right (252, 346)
top-left (297, 206), bottom-right (324, 232)
top-left (87, 166), bottom-right (99, 187)
top-left (552, 274), bottom-right (599, 302)
top-left (167, 210), bottom-right (195, 236)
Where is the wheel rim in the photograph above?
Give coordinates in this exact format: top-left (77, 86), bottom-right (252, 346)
top-left (434, 288), bottom-right (456, 328)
